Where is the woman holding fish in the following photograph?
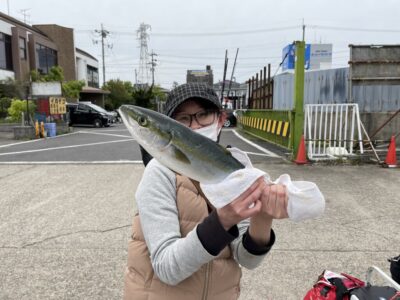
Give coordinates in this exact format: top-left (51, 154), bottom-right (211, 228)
top-left (123, 83), bottom-right (290, 300)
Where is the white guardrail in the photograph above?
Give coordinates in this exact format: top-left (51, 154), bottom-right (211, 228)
top-left (304, 104), bottom-right (364, 160)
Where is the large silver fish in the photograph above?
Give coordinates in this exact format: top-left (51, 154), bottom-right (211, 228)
top-left (119, 105), bottom-right (244, 184)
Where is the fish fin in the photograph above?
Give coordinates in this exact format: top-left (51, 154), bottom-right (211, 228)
top-left (174, 147), bottom-right (191, 165)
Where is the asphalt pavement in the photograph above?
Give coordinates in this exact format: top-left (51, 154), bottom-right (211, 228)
top-left (0, 125), bottom-right (399, 299)
top-left (0, 123), bottom-right (285, 163)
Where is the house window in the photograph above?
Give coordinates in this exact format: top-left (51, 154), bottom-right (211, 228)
top-left (19, 37), bottom-right (26, 60)
top-left (0, 33), bottom-right (13, 70)
top-left (87, 65), bottom-right (99, 88)
top-left (35, 43), bottom-right (58, 74)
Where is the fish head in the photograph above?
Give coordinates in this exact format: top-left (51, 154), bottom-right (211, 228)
top-left (119, 105), bottom-right (173, 151)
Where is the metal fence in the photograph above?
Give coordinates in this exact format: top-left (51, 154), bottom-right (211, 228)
top-left (304, 103), bottom-right (364, 159)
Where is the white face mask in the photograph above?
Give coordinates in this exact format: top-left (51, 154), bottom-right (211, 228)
top-left (193, 121), bottom-right (221, 142)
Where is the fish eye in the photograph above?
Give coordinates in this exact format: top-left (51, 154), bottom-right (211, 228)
top-left (138, 116), bottom-right (148, 127)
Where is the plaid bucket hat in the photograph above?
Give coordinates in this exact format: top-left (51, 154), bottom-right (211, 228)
top-left (164, 83), bottom-right (222, 117)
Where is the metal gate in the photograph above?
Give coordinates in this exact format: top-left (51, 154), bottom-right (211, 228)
top-left (304, 104), bottom-right (364, 159)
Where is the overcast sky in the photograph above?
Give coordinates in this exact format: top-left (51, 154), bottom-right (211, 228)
top-left (1, 0), bottom-right (399, 88)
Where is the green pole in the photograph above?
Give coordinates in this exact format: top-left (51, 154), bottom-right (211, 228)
top-left (293, 41), bottom-right (305, 157)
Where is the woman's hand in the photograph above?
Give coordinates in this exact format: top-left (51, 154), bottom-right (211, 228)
top-left (216, 178), bottom-right (264, 230)
top-left (259, 184), bottom-right (289, 219)
top-left (248, 183), bottom-right (289, 245)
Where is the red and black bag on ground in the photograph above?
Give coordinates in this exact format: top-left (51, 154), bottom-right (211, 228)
top-left (304, 270), bottom-right (400, 300)
top-left (389, 255), bottom-right (400, 285)
top-left (304, 270), bottom-right (365, 300)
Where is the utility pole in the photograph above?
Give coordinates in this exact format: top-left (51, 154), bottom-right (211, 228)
top-left (135, 69), bottom-right (138, 84)
top-left (293, 41), bottom-right (305, 157)
top-left (220, 50), bottom-right (229, 104)
top-left (94, 24), bottom-right (111, 86)
top-left (148, 50), bottom-right (158, 86)
top-left (7, 0), bottom-right (10, 15)
top-left (227, 48), bottom-right (239, 102)
top-left (302, 18), bottom-right (306, 41)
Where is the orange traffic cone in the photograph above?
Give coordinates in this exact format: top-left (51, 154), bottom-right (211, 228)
top-left (294, 135), bottom-right (308, 165)
top-left (384, 135), bottom-right (398, 168)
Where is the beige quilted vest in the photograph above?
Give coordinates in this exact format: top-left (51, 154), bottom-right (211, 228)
top-left (123, 174), bottom-right (242, 300)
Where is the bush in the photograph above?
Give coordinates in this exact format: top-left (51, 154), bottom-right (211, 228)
top-left (0, 97), bottom-right (11, 118)
top-left (7, 99), bottom-right (36, 122)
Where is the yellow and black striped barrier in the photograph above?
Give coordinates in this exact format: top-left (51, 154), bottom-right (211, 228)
top-left (239, 116), bottom-right (290, 138)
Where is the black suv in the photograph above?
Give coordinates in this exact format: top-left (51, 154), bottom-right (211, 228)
top-left (223, 110), bottom-right (237, 127)
top-left (67, 102), bottom-right (111, 128)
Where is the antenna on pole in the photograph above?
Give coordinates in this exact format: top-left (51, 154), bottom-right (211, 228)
top-left (302, 18), bottom-right (306, 41)
top-left (137, 23), bottom-right (151, 86)
top-left (19, 8), bottom-right (31, 24)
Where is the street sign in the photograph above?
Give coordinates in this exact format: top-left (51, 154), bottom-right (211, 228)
top-left (49, 97), bottom-right (66, 114)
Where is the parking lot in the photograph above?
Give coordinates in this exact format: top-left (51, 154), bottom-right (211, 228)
top-left (0, 125), bottom-right (399, 299)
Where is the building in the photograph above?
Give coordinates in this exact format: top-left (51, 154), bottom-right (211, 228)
top-left (213, 80), bottom-right (247, 109)
top-left (0, 12), bottom-right (58, 82)
top-left (186, 65), bottom-right (213, 86)
top-left (74, 48), bottom-right (108, 105)
top-left (32, 24), bottom-right (107, 106)
top-left (0, 12), bottom-right (107, 106)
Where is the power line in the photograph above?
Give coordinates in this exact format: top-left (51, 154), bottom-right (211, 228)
top-left (82, 25), bottom-right (299, 38)
top-left (158, 54), bottom-right (282, 60)
top-left (308, 24), bottom-right (400, 33)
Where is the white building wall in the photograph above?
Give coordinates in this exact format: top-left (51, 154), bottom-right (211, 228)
top-left (76, 57), bottom-right (87, 85)
top-left (75, 51), bottom-right (99, 85)
top-left (0, 19), bottom-right (12, 35)
top-left (0, 20), bottom-right (14, 80)
top-left (0, 69), bottom-right (15, 80)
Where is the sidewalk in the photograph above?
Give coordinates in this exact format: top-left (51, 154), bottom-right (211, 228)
top-left (0, 163), bottom-right (399, 299)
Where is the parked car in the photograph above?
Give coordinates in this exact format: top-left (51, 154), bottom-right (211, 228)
top-left (108, 110), bottom-right (118, 123)
top-left (67, 102), bottom-right (111, 128)
top-left (223, 110), bottom-right (237, 127)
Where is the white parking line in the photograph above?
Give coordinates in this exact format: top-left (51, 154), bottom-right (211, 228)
top-left (90, 129), bottom-right (128, 132)
top-left (78, 130), bottom-right (132, 138)
top-left (0, 139), bottom-right (135, 156)
top-left (0, 131), bottom-right (80, 149)
top-left (232, 130), bottom-right (280, 158)
top-left (244, 151), bottom-right (274, 157)
top-left (0, 160), bottom-right (143, 165)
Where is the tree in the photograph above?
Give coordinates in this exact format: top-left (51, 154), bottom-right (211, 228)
top-left (103, 79), bottom-right (134, 110)
top-left (0, 78), bottom-right (27, 99)
top-left (132, 85), bottom-right (167, 110)
top-left (7, 99), bottom-right (36, 122)
top-left (132, 86), bottom-right (154, 109)
top-left (0, 78), bottom-right (29, 119)
top-left (62, 80), bottom-right (85, 99)
top-left (0, 98), bottom-right (11, 118)
top-left (30, 66), bottom-right (64, 82)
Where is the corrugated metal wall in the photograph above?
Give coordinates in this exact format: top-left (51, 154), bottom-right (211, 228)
top-left (352, 85), bottom-right (400, 112)
top-left (273, 67), bottom-right (400, 112)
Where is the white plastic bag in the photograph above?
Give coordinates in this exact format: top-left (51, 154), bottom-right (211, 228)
top-left (200, 147), bottom-right (325, 222)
